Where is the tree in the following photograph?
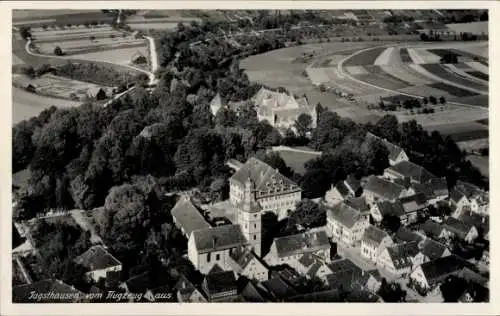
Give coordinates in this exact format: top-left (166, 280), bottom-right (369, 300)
top-left (19, 26), bottom-right (31, 40)
top-left (429, 95), bottom-right (437, 105)
top-left (110, 34), bottom-right (115, 40)
top-left (373, 114), bottom-right (400, 143)
top-left (260, 152), bottom-right (294, 179)
top-left (89, 35), bottom-right (96, 42)
top-left (294, 113), bottom-right (313, 137)
top-left (439, 96), bottom-right (446, 104)
top-left (381, 214), bottom-right (401, 233)
top-left (440, 275), bottom-right (468, 302)
top-left (377, 278), bottom-right (406, 302)
top-left (290, 198), bottom-right (326, 228)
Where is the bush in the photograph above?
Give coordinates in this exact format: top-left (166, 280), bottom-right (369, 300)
top-left (429, 95), bottom-right (437, 105)
top-left (439, 96), bottom-right (446, 104)
top-left (54, 46), bottom-right (64, 56)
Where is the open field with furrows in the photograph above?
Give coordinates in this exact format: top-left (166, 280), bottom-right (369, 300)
top-left (426, 82), bottom-right (480, 97)
top-left (466, 71), bottom-right (488, 82)
top-left (425, 121), bottom-right (488, 140)
top-left (13, 10), bottom-right (113, 26)
top-left (455, 45), bottom-right (488, 59)
top-left (35, 36), bottom-right (146, 56)
top-left (379, 64), bottom-right (434, 85)
top-left (342, 46), bottom-right (388, 67)
top-left (12, 86), bottom-right (81, 125)
top-left (14, 73), bottom-right (113, 101)
top-left (442, 64), bottom-right (488, 85)
top-left (30, 25), bottom-right (116, 42)
top-left (399, 48), bottom-right (413, 63)
top-left (356, 65), bottom-right (411, 89)
top-left (71, 46), bottom-right (149, 66)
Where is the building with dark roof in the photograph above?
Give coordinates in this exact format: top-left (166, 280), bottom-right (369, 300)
top-left (202, 271), bottom-right (238, 301)
top-left (384, 161), bottom-right (437, 185)
top-left (229, 157), bottom-right (302, 220)
top-left (395, 227), bottom-right (425, 244)
top-left (258, 277), bottom-right (299, 302)
top-left (363, 175), bottom-right (407, 204)
top-left (451, 180), bottom-right (489, 217)
top-left (377, 242), bottom-right (423, 277)
top-left (365, 132), bottom-right (409, 166)
top-left (171, 195), bottom-right (211, 237)
top-left (13, 279), bottom-right (85, 303)
top-left (326, 201), bottom-right (370, 246)
top-left (443, 217), bottom-right (479, 243)
top-left (324, 174), bottom-right (362, 206)
top-left (418, 219), bottom-right (451, 241)
top-left (228, 247), bottom-right (269, 281)
top-left (410, 255), bottom-right (470, 291)
top-left (73, 245), bottom-right (122, 283)
top-left (264, 229), bottom-right (330, 267)
top-left (420, 238), bottom-right (451, 262)
top-left (370, 200), bottom-right (406, 223)
top-left (360, 225), bottom-right (393, 263)
top-left (241, 281), bottom-right (269, 302)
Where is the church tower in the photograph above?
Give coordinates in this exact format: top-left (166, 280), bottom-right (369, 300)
top-left (237, 177), bottom-right (262, 257)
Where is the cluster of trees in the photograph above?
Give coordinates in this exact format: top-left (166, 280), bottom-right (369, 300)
top-left (383, 15), bottom-right (415, 24)
top-left (378, 96), bottom-right (445, 112)
top-left (19, 26), bottom-right (31, 40)
top-left (440, 53), bottom-right (459, 64)
top-left (440, 275), bottom-right (488, 302)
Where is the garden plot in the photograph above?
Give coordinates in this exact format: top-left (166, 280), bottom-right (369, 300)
top-left (31, 25), bottom-right (115, 42)
top-left (28, 74), bottom-right (113, 100)
top-left (353, 65), bottom-right (410, 90)
top-left (421, 64), bottom-right (487, 92)
top-left (71, 46), bottom-right (149, 66)
top-left (373, 47), bottom-right (395, 66)
top-left (342, 46), bottom-right (387, 67)
top-left (36, 36), bottom-right (146, 55)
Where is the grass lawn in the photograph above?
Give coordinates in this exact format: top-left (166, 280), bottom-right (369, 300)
top-left (276, 150), bottom-right (321, 175)
top-left (70, 46), bottom-right (149, 66)
top-left (467, 155), bottom-right (489, 177)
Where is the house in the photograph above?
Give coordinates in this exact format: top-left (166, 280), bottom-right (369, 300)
top-left (174, 274), bottom-right (207, 303)
top-left (73, 245), bottom-right (122, 283)
top-left (360, 225), bottom-right (393, 263)
top-left (171, 195), bottom-right (211, 237)
top-left (398, 193), bottom-right (428, 224)
top-left (227, 247), bottom-right (269, 281)
top-left (264, 229), bottom-right (330, 267)
top-left (270, 266), bottom-right (303, 289)
top-left (442, 217), bottom-right (479, 243)
top-left (12, 279), bottom-right (85, 303)
top-left (395, 227), bottom-right (425, 244)
top-left (324, 175), bottom-right (361, 206)
top-left (418, 219), bottom-right (451, 241)
top-left (326, 201), bottom-right (370, 246)
top-left (409, 255), bottom-right (470, 292)
top-left (377, 242), bottom-right (423, 277)
top-left (305, 262), bottom-right (334, 283)
top-left (449, 189), bottom-right (471, 218)
top-left (362, 175), bottom-right (408, 205)
top-left (457, 211), bottom-right (489, 238)
top-left (325, 259), bottom-right (364, 291)
top-left (202, 270), bottom-right (238, 301)
top-left (252, 87), bottom-right (317, 131)
top-left (241, 281), bottom-right (269, 302)
top-left (450, 181), bottom-right (489, 217)
top-left (419, 238), bottom-right (451, 262)
top-left (258, 277), bottom-right (299, 302)
top-left (229, 157), bottom-right (302, 220)
top-left (365, 132), bottom-right (409, 166)
top-left (187, 224), bottom-right (248, 274)
top-left (120, 270), bottom-right (171, 302)
top-left (383, 161), bottom-right (437, 185)
top-left (412, 177), bottom-right (449, 205)
top-left (370, 200), bottom-right (405, 224)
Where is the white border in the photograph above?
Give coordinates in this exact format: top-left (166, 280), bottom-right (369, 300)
top-left (1, 1), bottom-right (498, 315)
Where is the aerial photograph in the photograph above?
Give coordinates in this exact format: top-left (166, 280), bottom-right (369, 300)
top-left (11, 9), bottom-right (489, 303)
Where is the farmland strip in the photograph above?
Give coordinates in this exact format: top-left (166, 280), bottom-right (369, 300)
top-left (421, 63), bottom-right (487, 91)
top-left (466, 71), bottom-right (489, 82)
top-left (343, 46), bottom-right (387, 67)
top-left (465, 61), bottom-right (488, 74)
top-left (373, 47), bottom-right (395, 66)
top-left (407, 48), bottom-right (425, 64)
top-left (399, 48), bottom-right (413, 63)
top-left (380, 64), bottom-right (434, 85)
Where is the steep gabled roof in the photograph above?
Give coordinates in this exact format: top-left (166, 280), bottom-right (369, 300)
top-left (327, 202), bottom-right (364, 228)
top-left (450, 188), bottom-right (467, 203)
top-left (229, 248), bottom-right (263, 273)
top-left (230, 157), bottom-right (300, 196)
top-left (364, 176), bottom-right (405, 200)
top-left (73, 245), bottom-right (121, 272)
top-left (204, 271), bottom-right (237, 296)
top-left (420, 238), bottom-right (449, 261)
top-left (260, 277), bottom-right (298, 301)
top-left (419, 255), bottom-right (469, 286)
top-left (273, 230), bottom-right (330, 258)
top-left (345, 196), bottom-right (370, 213)
top-left (443, 217), bottom-right (475, 239)
top-left (376, 200), bottom-right (405, 217)
top-left (192, 224), bottom-right (247, 253)
top-left (398, 193), bottom-right (428, 213)
top-left (395, 227), bottom-right (425, 244)
top-left (420, 219), bottom-right (445, 239)
top-left (365, 132), bottom-right (405, 161)
top-left (386, 242), bottom-right (420, 270)
top-left (171, 195), bottom-right (211, 236)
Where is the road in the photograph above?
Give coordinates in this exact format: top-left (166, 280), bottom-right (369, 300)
top-left (336, 45), bottom-right (487, 110)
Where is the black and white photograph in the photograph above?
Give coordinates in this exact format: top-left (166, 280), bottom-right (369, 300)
top-left (6, 2), bottom-right (493, 310)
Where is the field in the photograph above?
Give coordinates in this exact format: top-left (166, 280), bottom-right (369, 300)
top-left (446, 22), bottom-right (488, 35)
top-left (427, 82), bottom-right (479, 98)
top-left (13, 54), bottom-right (25, 66)
top-left (342, 47), bottom-right (388, 67)
top-left (126, 15), bottom-right (202, 30)
top-left (274, 150), bottom-right (321, 175)
top-left (419, 64), bottom-right (487, 93)
top-left (12, 86), bottom-right (81, 125)
top-left (399, 48), bottom-right (413, 63)
top-left (13, 10), bottom-right (113, 26)
top-left (466, 71), bottom-right (489, 82)
top-left (467, 155), bottom-right (489, 177)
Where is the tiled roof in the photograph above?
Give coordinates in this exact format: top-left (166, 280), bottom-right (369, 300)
top-left (385, 161), bottom-right (437, 184)
top-left (443, 217), bottom-right (474, 239)
top-left (241, 282), bottom-right (268, 302)
top-left (458, 212), bottom-right (489, 235)
top-left (73, 245), bottom-right (121, 271)
top-left (229, 248), bottom-right (261, 272)
top-left (207, 264), bottom-right (224, 275)
top-left (365, 132), bottom-right (405, 161)
top-left (419, 255), bottom-right (469, 286)
top-left (274, 230), bottom-right (330, 258)
top-left (327, 202), bottom-right (364, 228)
top-left (386, 242), bottom-right (420, 270)
top-left (204, 271), bottom-right (237, 296)
top-left (334, 181), bottom-right (351, 198)
top-left (376, 200), bottom-right (405, 217)
top-left (455, 181), bottom-right (485, 199)
top-left (429, 177), bottom-right (449, 197)
top-left (13, 279), bottom-right (84, 303)
top-left (171, 195), bottom-right (211, 236)
top-left (192, 224), bottom-right (247, 253)
top-left (420, 239), bottom-right (449, 261)
top-left (362, 225), bottom-right (391, 247)
top-left (345, 174), bottom-right (362, 193)
top-left (345, 196), bottom-right (370, 213)
top-left (420, 219), bottom-right (445, 239)
top-left (395, 227), bottom-right (425, 244)
top-left (364, 176), bottom-right (405, 200)
top-left (327, 258), bottom-right (362, 275)
top-left (449, 189), bottom-right (466, 203)
top-left (411, 183), bottom-right (435, 200)
top-left (260, 277), bottom-right (298, 300)
top-left (298, 253), bottom-right (316, 268)
top-left (230, 157), bottom-right (301, 196)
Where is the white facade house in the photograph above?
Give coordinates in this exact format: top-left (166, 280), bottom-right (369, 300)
top-left (360, 225), bottom-right (394, 263)
top-left (326, 202), bottom-right (370, 246)
top-left (73, 245), bottom-right (122, 283)
top-left (410, 255), bottom-right (468, 292)
top-left (362, 175), bottom-right (409, 205)
top-left (365, 132), bottom-right (409, 166)
top-left (229, 157), bottom-right (302, 220)
top-left (227, 248), bottom-right (269, 282)
top-left (377, 242), bottom-right (423, 277)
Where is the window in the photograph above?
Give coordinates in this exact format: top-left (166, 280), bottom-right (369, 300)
top-left (253, 235), bottom-right (257, 240)
top-left (207, 252), bottom-right (211, 262)
top-left (216, 254), bottom-right (220, 261)
top-left (254, 223), bottom-right (257, 228)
